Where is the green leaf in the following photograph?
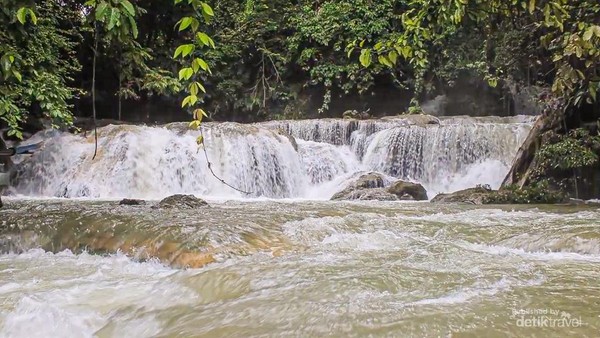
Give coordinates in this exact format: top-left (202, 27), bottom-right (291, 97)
top-left (189, 120), bottom-right (201, 129)
top-left (178, 67), bottom-right (194, 80)
top-left (16, 8), bottom-right (26, 24)
top-left (197, 58), bottom-right (209, 72)
top-left (196, 32), bottom-right (214, 47)
top-left (378, 55), bottom-right (392, 68)
top-left (181, 96), bottom-right (191, 108)
top-left (528, 0), bottom-right (536, 14)
top-left (196, 135), bottom-right (204, 145)
top-left (179, 17), bottom-right (193, 31)
top-left (27, 9), bottom-right (37, 24)
top-left (181, 44), bottom-right (194, 57)
top-left (120, 0), bottom-right (135, 16)
top-left (584, 27), bottom-right (594, 41)
top-left (192, 108), bottom-right (207, 119)
top-left (190, 82), bottom-right (198, 96)
top-left (128, 15), bottom-right (138, 38)
top-left (201, 2), bottom-right (214, 16)
top-left (174, 45), bottom-right (185, 58)
top-left (12, 70), bottom-right (22, 82)
top-left (359, 49), bottom-right (372, 68)
top-left (96, 2), bottom-right (108, 21)
top-left (107, 7), bottom-right (120, 31)
top-left (388, 51), bottom-right (398, 65)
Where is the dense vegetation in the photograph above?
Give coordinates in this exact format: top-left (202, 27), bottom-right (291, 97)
top-left (1, 1), bottom-right (599, 137)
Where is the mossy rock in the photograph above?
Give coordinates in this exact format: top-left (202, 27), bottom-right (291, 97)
top-left (153, 194), bottom-right (209, 209)
top-left (431, 186), bottom-right (494, 204)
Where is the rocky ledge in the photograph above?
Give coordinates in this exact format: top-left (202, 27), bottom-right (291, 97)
top-left (431, 184), bottom-right (568, 204)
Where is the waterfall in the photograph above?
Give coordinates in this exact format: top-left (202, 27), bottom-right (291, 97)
top-left (10, 116), bottom-right (534, 199)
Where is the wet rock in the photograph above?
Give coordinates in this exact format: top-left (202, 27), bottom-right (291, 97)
top-left (119, 198), bottom-right (146, 206)
top-left (331, 172), bottom-right (386, 200)
top-left (387, 180), bottom-right (428, 200)
top-left (379, 114), bottom-right (440, 126)
top-left (343, 110), bottom-right (359, 119)
top-left (274, 128), bottom-right (298, 151)
top-left (343, 109), bottom-right (371, 120)
top-left (431, 186), bottom-right (494, 204)
top-left (333, 188), bottom-right (399, 201)
top-left (405, 114), bottom-right (440, 126)
top-left (153, 194), bottom-right (209, 209)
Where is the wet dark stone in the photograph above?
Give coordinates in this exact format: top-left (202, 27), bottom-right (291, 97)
top-left (153, 194), bottom-right (209, 209)
top-left (119, 199), bottom-right (146, 206)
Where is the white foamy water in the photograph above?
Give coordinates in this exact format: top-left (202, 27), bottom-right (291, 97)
top-left (1, 201), bottom-right (600, 337)
top-left (10, 116), bottom-right (533, 199)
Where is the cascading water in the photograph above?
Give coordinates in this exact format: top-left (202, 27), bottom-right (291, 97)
top-left (10, 115), bottom-right (534, 199)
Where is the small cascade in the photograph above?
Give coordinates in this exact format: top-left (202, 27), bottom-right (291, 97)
top-left (11, 115), bottom-right (535, 199)
top-left (361, 122), bottom-right (531, 194)
top-left (13, 123), bottom-right (305, 199)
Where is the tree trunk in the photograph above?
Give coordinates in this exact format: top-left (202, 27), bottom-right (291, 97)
top-left (502, 108), bottom-right (564, 188)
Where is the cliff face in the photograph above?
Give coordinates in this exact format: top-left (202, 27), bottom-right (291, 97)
top-left (503, 100), bottom-right (600, 200)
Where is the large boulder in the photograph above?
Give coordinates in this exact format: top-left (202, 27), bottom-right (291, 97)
top-left (388, 180), bottom-right (428, 200)
top-left (431, 186), bottom-right (493, 204)
top-left (331, 172), bottom-right (386, 200)
top-left (153, 194), bottom-right (209, 209)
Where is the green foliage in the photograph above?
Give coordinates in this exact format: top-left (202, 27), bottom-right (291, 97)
top-left (538, 128), bottom-right (600, 171)
top-left (357, 0), bottom-right (600, 111)
top-left (0, 1), bottom-right (82, 138)
top-left (173, 0), bottom-right (215, 143)
top-left (488, 181), bottom-right (567, 204)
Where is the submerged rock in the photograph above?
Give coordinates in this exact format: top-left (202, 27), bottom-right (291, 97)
top-left (431, 186), bottom-right (493, 204)
top-left (274, 128), bottom-right (298, 151)
top-left (333, 188), bottom-right (399, 201)
top-left (153, 194), bottom-right (209, 209)
top-left (119, 198), bottom-right (146, 206)
top-left (388, 181), bottom-right (428, 200)
top-left (380, 114), bottom-right (440, 126)
top-left (405, 114), bottom-right (440, 126)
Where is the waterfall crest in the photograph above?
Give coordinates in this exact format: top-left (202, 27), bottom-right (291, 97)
top-left (11, 116), bottom-right (534, 199)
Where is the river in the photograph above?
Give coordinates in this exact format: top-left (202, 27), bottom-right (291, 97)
top-left (0, 116), bottom-right (598, 337)
top-left (1, 200), bottom-right (599, 337)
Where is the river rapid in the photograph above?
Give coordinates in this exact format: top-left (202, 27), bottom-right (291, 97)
top-left (1, 199), bottom-right (599, 337)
